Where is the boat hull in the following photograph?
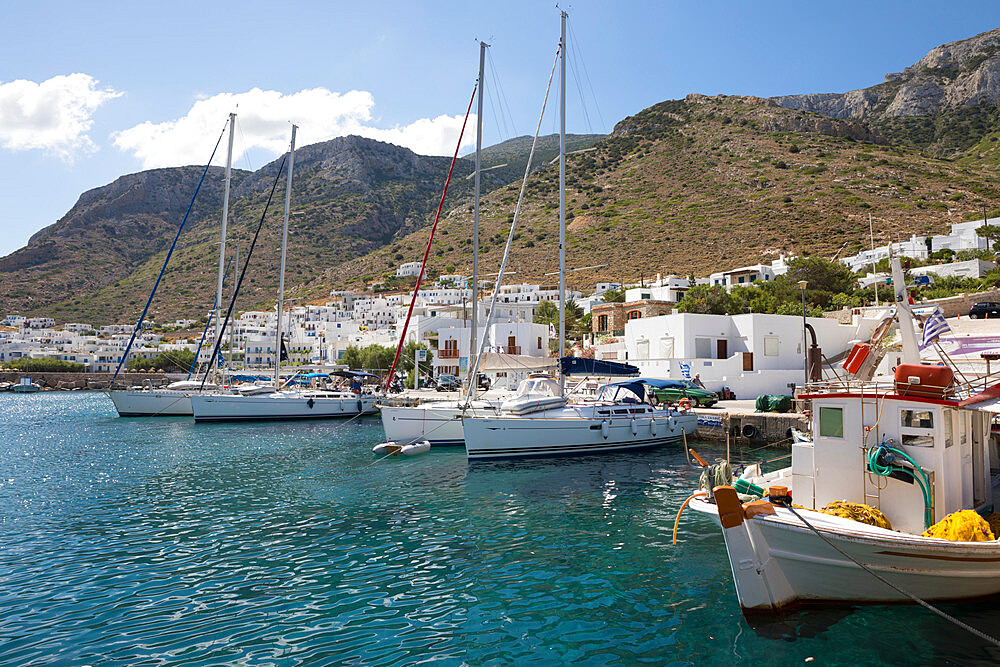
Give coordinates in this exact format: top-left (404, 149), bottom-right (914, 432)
top-left (379, 401), bottom-right (500, 446)
top-left (463, 412), bottom-right (698, 459)
top-left (191, 393), bottom-right (378, 422)
top-left (691, 496), bottom-right (1000, 610)
top-left (109, 390), bottom-right (194, 417)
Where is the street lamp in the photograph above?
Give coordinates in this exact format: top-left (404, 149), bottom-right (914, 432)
top-left (798, 280), bottom-right (808, 390)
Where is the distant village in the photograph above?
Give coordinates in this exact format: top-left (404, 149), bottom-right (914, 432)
top-left (2, 217), bottom-right (997, 396)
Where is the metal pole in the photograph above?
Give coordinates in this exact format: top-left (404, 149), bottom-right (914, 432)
top-left (869, 211), bottom-right (878, 306)
top-left (800, 282), bottom-right (808, 389)
top-left (470, 40), bottom-right (487, 401)
top-left (275, 125), bottom-right (297, 388)
top-left (214, 112), bottom-right (236, 380)
top-left (558, 10), bottom-right (567, 396)
top-left (228, 242), bottom-right (238, 372)
top-left (414, 347), bottom-right (420, 390)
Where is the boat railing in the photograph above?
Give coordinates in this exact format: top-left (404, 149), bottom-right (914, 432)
top-left (805, 370), bottom-right (1000, 403)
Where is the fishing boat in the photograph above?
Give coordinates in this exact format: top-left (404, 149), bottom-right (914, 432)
top-left (11, 377), bottom-right (41, 393)
top-left (190, 127), bottom-right (378, 423)
top-left (109, 113), bottom-right (239, 417)
top-left (686, 256), bottom-right (1000, 611)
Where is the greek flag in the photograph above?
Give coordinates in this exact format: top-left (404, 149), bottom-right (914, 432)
top-left (920, 308), bottom-right (951, 349)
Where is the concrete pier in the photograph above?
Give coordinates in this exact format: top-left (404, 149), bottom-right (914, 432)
top-left (692, 400), bottom-right (808, 447)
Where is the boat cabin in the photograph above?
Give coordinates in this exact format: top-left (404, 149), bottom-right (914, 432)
top-left (795, 379), bottom-right (996, 535)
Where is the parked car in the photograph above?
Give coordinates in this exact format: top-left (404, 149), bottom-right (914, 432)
top-left (436, 374), bottom-right (461, 392)
top-left (477, 373), bottom-right (491, 391)
top-left (646, 379), bottom-right (719, 407)
top-left (968, 302), bottom-right (1000, 319)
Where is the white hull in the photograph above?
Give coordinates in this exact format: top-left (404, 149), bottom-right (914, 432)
top-left (109, 390), bottom-right (194, 416)
top-left (191, 392), bottom-right (378, 422)
top-left (11, 385), bottom-right (41, 394)
top-left (463, 409), bottom-right (698, 459)
top-left (379, 400), bottom-right (501, 446)
top-left (691, 494), bottom-right (1000, 610)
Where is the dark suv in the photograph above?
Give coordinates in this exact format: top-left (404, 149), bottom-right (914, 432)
top-left (436, 374), bottom-right (461, 392)
top-left (969, 302), bottom-right (1000, 319)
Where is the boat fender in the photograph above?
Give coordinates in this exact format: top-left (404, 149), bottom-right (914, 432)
top-left (742, 423), bottom-right (761, 440)
top-left (631, 419), bottom-right (638, 435)
top-left (668, 416), bottom-right (676, 432)
top-left (650, 418), bottom-right (658, 436)
top-left (601, 419), bottom-right (609, 439)
top-left (357, 399), bottom-right (363, 413)
top-left (307, 398), bottom-right (315, 409)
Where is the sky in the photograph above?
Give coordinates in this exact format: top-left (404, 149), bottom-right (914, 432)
top-left (1, 0), bottom-right (999, 257)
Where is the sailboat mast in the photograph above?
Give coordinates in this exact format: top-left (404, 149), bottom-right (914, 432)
top-left (470, 40), bottom-right (487, 401)
top-left (215, 112), bottom-right (236, 381)
top-left (275, 124), bottom-right (297, 388)
top-left (558, 11), bottom-right (567, 395)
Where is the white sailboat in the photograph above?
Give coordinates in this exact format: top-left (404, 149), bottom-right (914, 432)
top-left (379, 41), bottom-right (509, 447)
top-left (109, 112), bottom-right (237, 417)
top-left (687, 256), bottom-right (1000, 611)
top-left (462, 12), bottom-right (698, 460)
top-left (190, 125), bottom-right (377, 423)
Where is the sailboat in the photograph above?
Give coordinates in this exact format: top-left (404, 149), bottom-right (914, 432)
top-left (190, 125), bottom-right (377, 422)
top-left (685, 255), bottom-right (1000, 611)
top-left (461, 12), bottom-right (698, 460)
top-left (379, 41), bottom-right (512, 447)
top-left (109, 113), bottom-right (237, 417)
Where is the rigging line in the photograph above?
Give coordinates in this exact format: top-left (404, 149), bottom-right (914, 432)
top-left (485, 51), bottom-right (509, 140)
top-left (485, 73), bottom-right (506, 143)
top-left (383, 83), bottom-right (478, 393)
top-left (783, 503), bottom-right (1000, 649)
top-left (568, 21), bottom-right (606, 132)
top-left (237, 121), bottom-right (255, 172)
top-left (467, 45), bottom-right (560, 394)
top-left (199, 153), bottom-right (288, 390)
top-left (487, 49), bottom-right (518, 137)
top-left (187, 255), bottom-right (234, 378)
top-left (111, 120), bottom-right (229, 384)
top-left (567, 44), bottom-right (593, 133)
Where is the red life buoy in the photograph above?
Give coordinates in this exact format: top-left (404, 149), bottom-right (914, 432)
top-left (678, 398), bottom-right (691, 411)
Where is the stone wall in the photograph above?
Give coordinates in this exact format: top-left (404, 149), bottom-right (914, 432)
top-left (0, 371), bottom-right (171, 390)
top-left (824, 287), bottom-right (1000, 324)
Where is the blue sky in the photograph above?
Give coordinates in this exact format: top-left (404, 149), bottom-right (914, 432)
top-left (1, 0), bottom-right (998, 257)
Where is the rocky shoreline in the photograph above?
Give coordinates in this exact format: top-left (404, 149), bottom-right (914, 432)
top-left (0, 371), bottom-right (173, 391)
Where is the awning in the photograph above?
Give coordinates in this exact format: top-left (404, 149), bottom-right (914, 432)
top-left (561, 356), bottom-right (639, 376)
top-left (958, 384), bottom-right (1000, 413)
top-left (475, 353), bottom-right (558, 372)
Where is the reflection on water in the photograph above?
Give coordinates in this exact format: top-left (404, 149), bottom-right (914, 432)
top-left (0, 393), bottom-right (997, 665)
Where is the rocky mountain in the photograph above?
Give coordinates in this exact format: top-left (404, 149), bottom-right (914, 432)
top-left (0, 133), bottom-right (601, 323)
top-left (312, 94), bottom-right (999, 295)
top-left (774, 28), bottom-right (1000, 154)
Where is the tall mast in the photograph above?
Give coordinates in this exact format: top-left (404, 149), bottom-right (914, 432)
top-left (470, 40), bottom-right (487, 401)
top-left (274, 124), bottom-right (297, 388)
top-left (890, 254), bottom-right (920, 364)
top-left (215, 112), bottom-right (236, 381)
top-left (558, 11), bottom-right (567, 396)
top-left (228, 242), bottom-right (238, 371)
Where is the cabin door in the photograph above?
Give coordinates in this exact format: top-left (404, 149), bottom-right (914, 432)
top-left (972, 413), bottom-right (987, 507)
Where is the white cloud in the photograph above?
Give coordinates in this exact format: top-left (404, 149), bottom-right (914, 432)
top-left (113, 87), bottom-right (475, 169)
top-left (0, 73), bottom-right (121, 161)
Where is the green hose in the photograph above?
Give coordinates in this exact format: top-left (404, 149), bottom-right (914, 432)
top-left (868, 444), bottom-right (934, 529)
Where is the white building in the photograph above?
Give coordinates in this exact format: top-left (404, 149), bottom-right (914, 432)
top-left (911, 258), bottom-right (996, 280)
top-left (433, 322), bottom-right (550, 382)
top-left (842, 218), bottom-right (997, 273)
top-left (396, 261), bottom-right (422, 278)
top-left (705, 257), bottom-right (791, 291)
top-left (599, 311), bottom-right (880, 397)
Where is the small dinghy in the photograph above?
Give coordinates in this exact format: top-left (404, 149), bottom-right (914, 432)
top-left (373, 439), bottom-right (431, 457)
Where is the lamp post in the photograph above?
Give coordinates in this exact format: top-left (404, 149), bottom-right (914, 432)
top-left (798, 280), bottom-right (808, 390)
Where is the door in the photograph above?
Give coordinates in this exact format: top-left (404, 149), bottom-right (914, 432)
top-left (742, 352), bottom-right (753, 371)
top-left (717, 339), bottom-right (728, 360)
top-left (507, 335), bottom-right (517, 354)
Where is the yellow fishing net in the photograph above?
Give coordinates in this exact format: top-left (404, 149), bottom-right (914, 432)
top-left (820, 501), bottom-right (892, 530)
top-left (922, 510), bottom-right (996, 542)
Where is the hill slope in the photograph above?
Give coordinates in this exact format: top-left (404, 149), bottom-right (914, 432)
top-left (312, 94), bottom-right (999, 295)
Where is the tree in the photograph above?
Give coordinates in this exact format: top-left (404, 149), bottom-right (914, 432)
top-left (676, 285), bottom-right (733, 314)
top-left (400, 341), bottom-right (433, 389)
top-left (784, 256), bottom-right (856, 296)
top-left (978, 224), bottom-right (1000, 250)
top-left (8, 358), bottom-right (85, 372)
top-left (601, 288), bottom-right (625, 303)
top-left (533, 300), bottom-right (560, 327)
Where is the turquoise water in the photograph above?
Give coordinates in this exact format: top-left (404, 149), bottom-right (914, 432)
top-left (1, 392), bottom-right (997, 665)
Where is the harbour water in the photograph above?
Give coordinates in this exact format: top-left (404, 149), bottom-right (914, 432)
top-left (1, 392), bottom-right (997, 664)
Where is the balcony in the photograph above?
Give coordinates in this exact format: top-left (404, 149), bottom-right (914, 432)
top-left (439, 349), bottom-right (460, 359)
top-left (499, 345), bottom-right (521, 354)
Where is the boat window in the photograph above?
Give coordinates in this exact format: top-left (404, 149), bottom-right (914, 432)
top-left (902, 433), bottom-right (935, 447)
top-left (944, 412), bottom-right (953, 448)
top-left (818, 407), bottom-right (844, 438)
top-left (901, 410), bottom-right (933, 429)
